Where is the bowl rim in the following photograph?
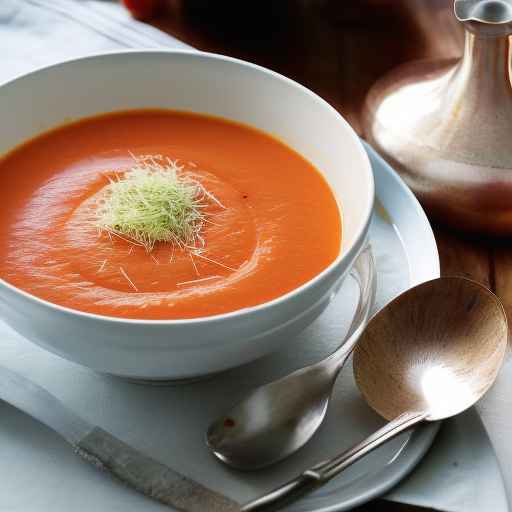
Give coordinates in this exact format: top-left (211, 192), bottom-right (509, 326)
top-left (0, 48), bottom-right (375, 326)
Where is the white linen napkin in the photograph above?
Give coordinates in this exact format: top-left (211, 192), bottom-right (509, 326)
top-left (0, 2), bottom-right (508, 511)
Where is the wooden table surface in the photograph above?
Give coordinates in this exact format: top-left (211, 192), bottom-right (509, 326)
top-left (142, 1), bottom-right (504, 510)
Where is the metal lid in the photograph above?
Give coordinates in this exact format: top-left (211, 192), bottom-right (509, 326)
top-left (455, 0), bottom-right (512, 24)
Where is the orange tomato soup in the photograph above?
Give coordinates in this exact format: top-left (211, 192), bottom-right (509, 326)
top-left (0, 110), bottom-right (341, 319)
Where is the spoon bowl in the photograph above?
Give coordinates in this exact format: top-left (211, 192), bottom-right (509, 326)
top-left (354, 276), bottom-right (508, 421)
top-left (207, 246), bottom-right (376, 470)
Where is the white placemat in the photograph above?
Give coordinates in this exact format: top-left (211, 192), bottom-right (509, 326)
top-left (0, 2), bottom-right (508, 511)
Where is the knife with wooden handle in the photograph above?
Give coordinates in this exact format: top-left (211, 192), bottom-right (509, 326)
top-left (0, 365), bottom-right (241, 512)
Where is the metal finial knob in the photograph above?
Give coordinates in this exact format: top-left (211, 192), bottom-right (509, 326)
top-left (454, 0), bottom-right (512, 23)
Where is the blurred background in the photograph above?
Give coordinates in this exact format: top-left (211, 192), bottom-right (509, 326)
top-left (123, 0), bottom-right (462, 133)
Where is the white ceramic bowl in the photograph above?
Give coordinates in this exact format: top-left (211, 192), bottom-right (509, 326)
top-left (0, 50), bottom-right (374, 381)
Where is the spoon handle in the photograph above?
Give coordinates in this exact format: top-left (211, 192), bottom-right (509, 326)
top-left (241, 411), bottom-right (427, 512)
top-left (325, 243), bottom-right (377, 371)
top-left (310, 410), bottom-right (427, 478)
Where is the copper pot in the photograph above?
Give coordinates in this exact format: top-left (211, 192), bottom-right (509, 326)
top-left (363, 0), bottom-right (512, 236)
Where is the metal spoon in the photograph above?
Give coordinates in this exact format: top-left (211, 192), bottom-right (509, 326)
top-left (240, 276), bottom-right (508, 511)
top-left (207, 245), bottom-right (376, 469)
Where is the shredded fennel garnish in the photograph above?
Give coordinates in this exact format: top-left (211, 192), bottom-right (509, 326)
top-left (96, 154), bottom-right (219, 253)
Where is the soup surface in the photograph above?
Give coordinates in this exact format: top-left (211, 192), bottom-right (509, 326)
top-left (0, 110), bottom-right (341, 319)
